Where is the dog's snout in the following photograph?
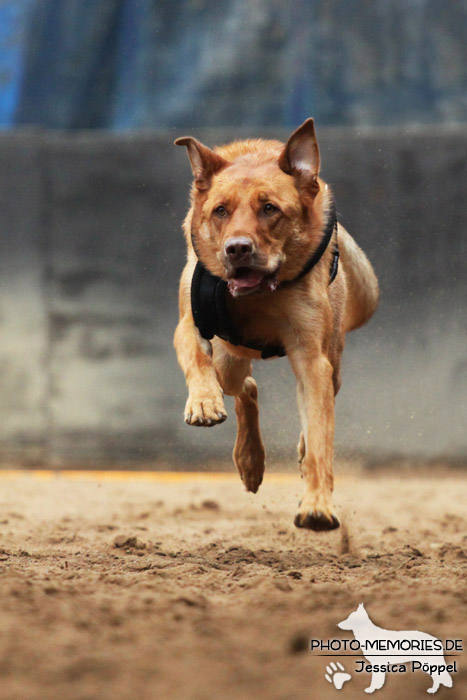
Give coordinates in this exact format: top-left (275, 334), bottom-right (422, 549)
top-left (224, 237), bottom-right (253, 261)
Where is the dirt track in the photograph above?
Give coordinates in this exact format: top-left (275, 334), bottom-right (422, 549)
top-left (0, 466), bottom-right (465, 700)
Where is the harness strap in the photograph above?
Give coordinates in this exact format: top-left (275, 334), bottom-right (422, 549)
top-left (280, 197), bottom-right (337, 288)
top-left (329, 227), bottom-right (339, 283)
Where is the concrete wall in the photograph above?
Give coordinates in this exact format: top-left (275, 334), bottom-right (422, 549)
top-left (0, 127), bottom-right (465, 467)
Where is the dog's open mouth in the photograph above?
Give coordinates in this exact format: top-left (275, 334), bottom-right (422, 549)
top-left (227, 266), bottom-right (279, 296)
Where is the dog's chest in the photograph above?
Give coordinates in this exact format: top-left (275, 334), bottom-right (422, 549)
top-left (228, 289), bottom-right (315, 346)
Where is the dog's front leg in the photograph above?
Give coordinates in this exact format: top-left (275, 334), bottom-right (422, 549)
top-left (174, 313), bottom-right (227, 426)
top-left (365, 670), bottom-right (386, 693)
top-left (289, 350), bottom-right (340, 530)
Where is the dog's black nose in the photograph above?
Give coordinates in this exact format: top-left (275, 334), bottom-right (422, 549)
top-left (224, 237), bottom-right (253, 261)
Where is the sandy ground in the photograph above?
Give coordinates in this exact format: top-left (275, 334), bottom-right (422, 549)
top-left (0, 466), bottom-right (465, 700)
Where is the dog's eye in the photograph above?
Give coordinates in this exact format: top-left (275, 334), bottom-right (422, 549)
top-left (213, 205), bottom-right (228, 218)
top-left (263, 203), bottom-right (279, 215)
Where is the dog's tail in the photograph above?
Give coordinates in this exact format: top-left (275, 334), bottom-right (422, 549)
top-left (338, 226), bottom-right (380, 332)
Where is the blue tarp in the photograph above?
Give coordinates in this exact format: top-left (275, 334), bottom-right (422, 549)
top-left (1, 0), bottom-right (467, 130)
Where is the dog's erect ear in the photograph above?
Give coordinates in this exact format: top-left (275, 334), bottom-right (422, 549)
top-left (175, 136), bottom-right (229, 191)
top-left (278, 118), bottom-right (320, 194)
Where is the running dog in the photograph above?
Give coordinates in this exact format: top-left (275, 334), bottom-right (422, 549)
top-left (174, 119), bottom-right (379, 530)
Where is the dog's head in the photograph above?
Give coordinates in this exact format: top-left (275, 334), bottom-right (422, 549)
top-left (337, 603), bottom-right (369, 632)
top-left (175, 119), bottom-right (331, 297)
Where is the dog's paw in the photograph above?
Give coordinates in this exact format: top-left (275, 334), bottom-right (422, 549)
top-left (294, 509), bottom-right (340, 531)
top-left (294, 490), bottom-right (340, 531)
top-left (234, 442), bottom-right (265, 493)
top-left (239, 465), bottom-right (264, 494)
top-left (184, 394), bottom-right (227, 427)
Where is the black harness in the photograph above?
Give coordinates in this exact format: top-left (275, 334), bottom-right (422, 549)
top-left (191, 198), bottom-right (339, 359)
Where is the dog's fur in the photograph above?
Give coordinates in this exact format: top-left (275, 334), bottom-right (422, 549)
top-left (174, 119), bottom-right (379, 530)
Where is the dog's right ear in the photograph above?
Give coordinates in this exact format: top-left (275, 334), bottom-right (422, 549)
top-left (175, 136), bottom-right (229, 191)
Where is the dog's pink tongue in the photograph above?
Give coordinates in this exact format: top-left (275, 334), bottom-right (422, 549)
top-left (228, 269), bottom-right (264, 293)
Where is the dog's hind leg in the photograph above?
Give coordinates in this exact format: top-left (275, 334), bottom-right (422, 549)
top-left (297, 431), bottom-right (305, 474)
top-left (213, 344), bottom-right (265, 493)
top-left (427, 677), bottom-right (441, 694)
top-left (427, 668), bottom-right (452, 693)
top-left (233, 377), bottom-right (265, 493)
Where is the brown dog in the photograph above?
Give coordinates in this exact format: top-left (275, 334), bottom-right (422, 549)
top-left (174, 119), bottom-right (379, 530)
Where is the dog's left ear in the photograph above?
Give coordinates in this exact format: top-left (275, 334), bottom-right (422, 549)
top-left (279, 118), bottom-right (320, 195)
top-left (175, 136), bottom-right (229, 192)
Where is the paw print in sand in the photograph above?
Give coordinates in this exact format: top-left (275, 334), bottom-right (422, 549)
top-left (325, 661), bottom-right (352, 690)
